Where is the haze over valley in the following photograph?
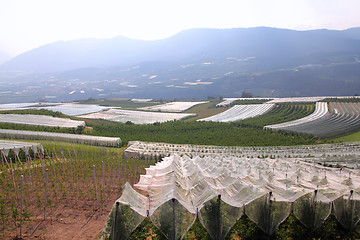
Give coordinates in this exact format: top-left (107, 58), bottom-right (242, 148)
top-left (0, 27), bottom-right (360, 103)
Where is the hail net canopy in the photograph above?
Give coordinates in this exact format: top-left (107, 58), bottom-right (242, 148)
top-left (105, 153), bottom-right (360, 239)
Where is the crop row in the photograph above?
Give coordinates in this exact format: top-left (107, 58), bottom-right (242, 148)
top-left (199, 104), bottom-right (275, 122)
top-left (0, 141), bottom-right (154, 239)
top-left (235, 103), bottom-right (315, 128)
top-left (266, 102), bottom-right (360, 138)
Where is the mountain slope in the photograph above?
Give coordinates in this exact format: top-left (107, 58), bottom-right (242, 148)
top-left (2, 27), bottom-right (360, 73)
top-left (0, 50), bottom-right (10, 65)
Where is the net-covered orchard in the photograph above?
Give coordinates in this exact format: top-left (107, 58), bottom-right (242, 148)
top-left (104, 152), bottom-right (360, 239)
top-left (0, 129), bottom-right (121, 147)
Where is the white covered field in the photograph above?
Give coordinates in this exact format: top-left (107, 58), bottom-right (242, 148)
top-left (0, 129), bottom-right (121, 147)
top-left (0, 140), bottom-right (42, 154)
top-left (265, 102), bottom-right (328, 130)
top-left (125, 141), bottom-right (360, 168)
top-left (80, 109), bottom-right (196, 124)
top-left (138, 101), bottom-right (207, 112)
top-left (0, 114), bottom-right (85, 128)
top-left (107, 141), bottom-right (360, 238)
top-left (199, 104), bottom-right (274, 122)
top-left (39, 103), bottom-right (111, 116)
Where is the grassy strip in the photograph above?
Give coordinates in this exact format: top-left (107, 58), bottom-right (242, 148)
top-left (332, 130), bottom-right (360, 143)
top-left (322, 97), bottom-right (360, 103)
top-left (231, 99), bottom-right (272, 106)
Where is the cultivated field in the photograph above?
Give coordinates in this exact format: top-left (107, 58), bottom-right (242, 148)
top-left (0, 129), bottom-right (121, 147)
top-left (138, 101), bottom-right (208, 112)
top-left (79, 109), bottom-right (196, 124)
top-left (0, 140), bottom-right (154, 239)
top-left (0, 114), bottom-right (85, 128)
top-left (199, 104), bottom-right (274, 122)
top-left (266, 102), bottom-right (360, 138)
top-left (107, 152), bottom-right (360, 239)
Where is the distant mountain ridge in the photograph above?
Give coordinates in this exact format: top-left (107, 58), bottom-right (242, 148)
top-left (0, 50), bottom-right (10, 65)
top-left (2, 27), bottom-right (360, 73)
top-left (0, 27), bottom-right (360, 102)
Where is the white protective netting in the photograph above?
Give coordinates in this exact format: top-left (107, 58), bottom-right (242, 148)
top-left (0, 129), bottom-right (121, 147)
top-left (0, 114), bottom-right (85, 128)
top-left (0, 139), bottom-right (43, 156)
top-left (105, 152), bottom-right (360, 239)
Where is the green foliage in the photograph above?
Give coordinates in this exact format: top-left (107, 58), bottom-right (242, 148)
top-left (7, 149), bottom-right (15, 163)
top-left (184, 218), bottom-right (211, 240)
top-left (129, 218), bottom-right (166, 240)
top-left (86, 119), bottom-right (316, 146)
top-left (127, 213), bottom-right (360, 239)
top-left (231, 99), bottom-right (271, 106)
top-left (322, 97), bottom-right (360, 103)
top-left (333, 130), bottom-right (360, 142)
top-left (226, 214), bottom-right (266, 240)
top-left (0, 109), bottom-right (68, 118)
top-left (0, 121), bottom-right (79, 134)
top-left (18, 148), bottom-right (26, 162)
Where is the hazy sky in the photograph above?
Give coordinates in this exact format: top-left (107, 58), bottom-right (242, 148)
top-left (1, 0), bottom-right (360, 56)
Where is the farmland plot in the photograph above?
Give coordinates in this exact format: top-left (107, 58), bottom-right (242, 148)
top-left (216, 98), bottom-right (271, 107)
top-left (0, 102), bottom-right (40, 110)
top-left (0, 114), bottom-right (85, 128)
top-left (124, 140), bottom-right (360, 167)
top-left (138, 101), bottom-right (208, 112)
top-left (0, 129), bottom-right (121, 147)
top-left (264, 102), bottom-right (329, 130)
top-left (0, 141), bottom-right (154, 239)
top-left (39, 103), bottom-right (111, 116)
top-left (265, 102), bottom-right (360, 138)
top-left (80, 109), bottom-right (196, 124)
top-left (199, 104), bottom-right (274, 122)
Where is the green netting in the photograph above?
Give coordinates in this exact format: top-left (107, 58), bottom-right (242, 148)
top-left (198, 195), bottom-right (243, 240)
top-left (293, 190), bottom-right (332, 231)
top-left (150, 198), bottom-right (196, 240)
top-left (245, 192), bottom-right (291, 236)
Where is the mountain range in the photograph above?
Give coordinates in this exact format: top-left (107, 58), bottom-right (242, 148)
top-left (0, 50), bottom-right (10, 65)
top-left (0, 27), bottom-right (360, 102)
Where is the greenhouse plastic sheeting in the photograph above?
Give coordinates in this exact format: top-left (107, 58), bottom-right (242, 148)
top-left (104, 153), bottom-right (360, 239)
